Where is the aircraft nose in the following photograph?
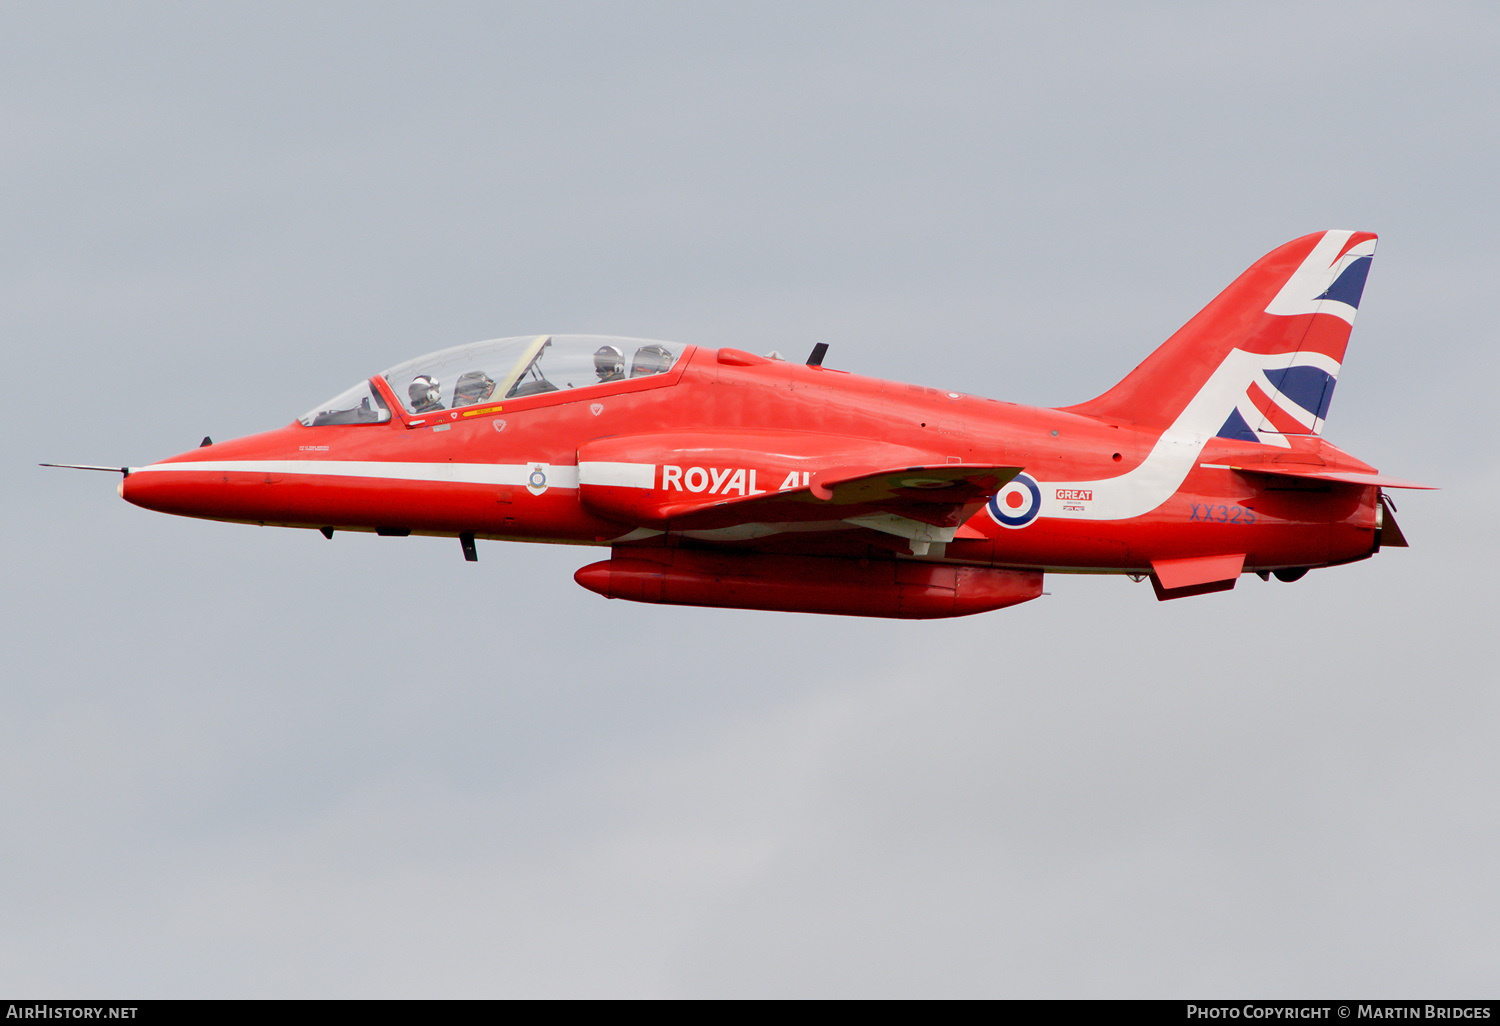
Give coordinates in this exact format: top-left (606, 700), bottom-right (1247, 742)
top-left (119, 425), bottom-right (303, 522)
top-left (119, 462), bottom-right (217, 518)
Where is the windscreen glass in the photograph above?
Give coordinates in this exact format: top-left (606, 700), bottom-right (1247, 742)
top-left (298, 379), bottom-right (392, 427)
top-left (379, 335), bottom-right (684, 415)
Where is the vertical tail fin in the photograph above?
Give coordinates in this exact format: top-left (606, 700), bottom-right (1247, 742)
top-left (1062, 230), bottom-right (1377, 446)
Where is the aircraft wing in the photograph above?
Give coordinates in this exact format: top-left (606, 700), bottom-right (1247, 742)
top-left (575, 430), bottom-right (1018, 549)
top-left (658, 463), bottom-right (1021, 531)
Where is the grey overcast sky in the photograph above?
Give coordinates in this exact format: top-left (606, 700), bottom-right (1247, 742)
top-left (3, 1), bottom-right (1497, 997)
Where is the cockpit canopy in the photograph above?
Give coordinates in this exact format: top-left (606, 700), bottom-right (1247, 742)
top-left (298, 379), bottom-right (392, 427)
top-left (299, 334), bottom-right (685, 427)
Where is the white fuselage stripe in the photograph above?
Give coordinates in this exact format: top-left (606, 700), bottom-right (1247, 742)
top-left (130, 460), bottom-right (583, 488)
top-left (1037, 348), bottom-right (1344, 521)
top-left (577, 461), bottom-right (656, 489)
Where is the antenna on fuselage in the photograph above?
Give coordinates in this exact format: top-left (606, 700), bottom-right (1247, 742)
top-left (806, 343), bottom-right (828, 367)
top-left (39, 463), bottom-right (128, 475)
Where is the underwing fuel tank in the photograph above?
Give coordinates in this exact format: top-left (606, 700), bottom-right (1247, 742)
top-left (574, 548), bottom-right (1043, 619)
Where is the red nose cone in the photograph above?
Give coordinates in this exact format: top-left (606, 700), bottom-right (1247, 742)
top-left (119, 425), bottom-right (304, 522)
top-left (120, 462), bottom-right (238, 520)
top-left (119, 467), bottom-right (178, 514)
top-left (119, 471), bottom-right (144, 507)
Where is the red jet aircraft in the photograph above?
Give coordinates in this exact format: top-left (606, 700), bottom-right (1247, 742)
top-left (51, 230), bottom-right (1430, 618)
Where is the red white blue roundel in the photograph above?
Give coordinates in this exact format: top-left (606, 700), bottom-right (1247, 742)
top-left (987, 472), bottom-right (1042, 529)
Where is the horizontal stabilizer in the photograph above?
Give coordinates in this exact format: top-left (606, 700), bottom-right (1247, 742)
top-left (1202, 460), bottom-right (1435, 490)
top-left (1200, 438), bottom-right (1434, 490)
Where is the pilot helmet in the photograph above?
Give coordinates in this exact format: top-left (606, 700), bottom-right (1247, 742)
top-left (453, 369), bottom-right (496, 407)
top-left (409, 374), bottom-right (441, 408)
top-left (630, 344), bottom-right (673, 377)
top-left (594, 345), bottom-right (625, 380)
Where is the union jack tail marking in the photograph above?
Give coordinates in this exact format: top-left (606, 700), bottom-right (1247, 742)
top-left (1062, 230), bottom-right (1376, 447)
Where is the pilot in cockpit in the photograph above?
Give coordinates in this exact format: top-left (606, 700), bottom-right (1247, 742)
top-left (452, 370), bottom-right (496, 407)
top-left (594, 345), bottom-right (626, 383)
top-left (630, 344), bottom-right (673, 377)
top-left (408, 374), bottom-right (444, 413)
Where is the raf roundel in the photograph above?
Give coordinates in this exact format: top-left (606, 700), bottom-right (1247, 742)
top-left (987, 472), bottom-right (1042, 529)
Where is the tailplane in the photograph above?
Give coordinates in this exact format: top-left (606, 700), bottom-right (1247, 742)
top-left (1062, 230), bottom-right (1377, 446)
